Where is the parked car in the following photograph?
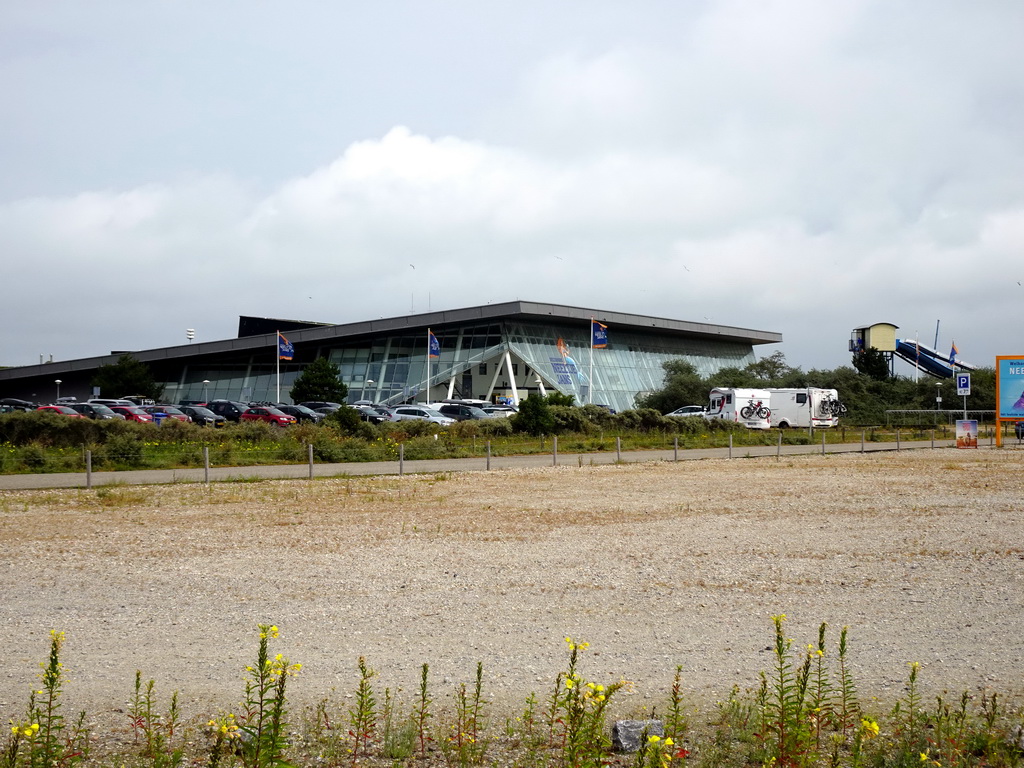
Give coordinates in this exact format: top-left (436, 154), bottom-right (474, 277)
top-left (351, 405), bottom-right (389, 424)
top-left (141, 405), bottom-right (191, 423)
top-left (1, 397), bottom-right (38, 412)
top-left (241, 406), bottom-right (297, 427)
top-left (299, 401), bottom-right (343, 411)
top-left (480, 404), bottom-right (517, 417)
top-left (88, 398), bottom-right (137, 408)
top-left (435, 403), bottom-right (492, 421)
top-left (109, 406), bottom-right (155, 423)
top-left (122, 395), bottom-right (157, 406)
top-left (36, 405), bottom-right (87, 419)
top-left (666, 405), bottom-right (707, 417)
top-left (206, 400), bottom-right (250, 422)
top-left (390, 405), bottom-right (456, 426)
top-left (275, 404), bottom-right (323, 424)
top-left (179, 405), bottom-right (226, 427)
top-left (66, 402), bottom-right (125, 420)
top-left (177, 399), bottom-right (208, 407)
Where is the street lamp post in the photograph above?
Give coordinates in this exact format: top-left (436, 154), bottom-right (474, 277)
top-left (202, 380), bottom-right (210, 403)
top-left (55, 379), bottom-right (62, 401)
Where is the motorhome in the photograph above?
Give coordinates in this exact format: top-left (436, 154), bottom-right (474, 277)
top-left (703, 387), bottom-right (772, 430)
top-left (765, 387), bottom-right (843, 429)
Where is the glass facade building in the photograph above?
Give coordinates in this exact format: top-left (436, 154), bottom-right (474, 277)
top-left (0, 302), bottom-right (782, 412)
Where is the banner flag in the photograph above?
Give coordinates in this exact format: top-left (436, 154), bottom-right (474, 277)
top-left (949, 341), bottom-right (958, 365)
top-left (428, 329), bottom-right (440, 359)
top-left (278, 332), bottom-right (294, 361)
top-left (591, 320), bottom-right (608, 348)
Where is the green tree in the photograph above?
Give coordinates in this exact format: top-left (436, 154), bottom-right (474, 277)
top-left (744, 351), bottom-right (795, 383)
top-left (546, 390), bottom-right (576, 407)
top-left (852, 348), bottom-right (890, 381)
top-left (92, 354), bottom-right (163, 400)
top-left (289, 357), bottom-right (348, 404)
top-left (510, 394), bottom-right (555, 435)
top-left (636, 360), bottom-right (707, 413)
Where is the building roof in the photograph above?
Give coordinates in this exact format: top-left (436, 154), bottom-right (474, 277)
top-left (1, 301), bottom-right (782, 382)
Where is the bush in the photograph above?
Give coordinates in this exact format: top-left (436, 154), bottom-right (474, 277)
top-left (102, 432), bottom-right (145, 469)
top-left (510, 396), bottom-right (554, 436)
top-left (550, 405), bottom-right (592, 435)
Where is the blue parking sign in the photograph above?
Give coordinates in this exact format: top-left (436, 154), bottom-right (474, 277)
top-left (956, 373), bottom-right (971, 396)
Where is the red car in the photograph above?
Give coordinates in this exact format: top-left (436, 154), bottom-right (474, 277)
top-left (240, 406), bottom-right (297, 426)
top-left (109, 406), bottom-right (155, 423)
top-left (37, 405), bottom-right (87, 419)
top-left (141, 405), bottom-right (191, 423)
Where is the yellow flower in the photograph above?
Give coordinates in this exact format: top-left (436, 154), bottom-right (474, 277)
top-left (648, 735), bottom-right (661, 743)
top-left (30, 724), bottom-right (38, 732)
top-left (861, 717), bottom-right (879, 739)
top-left (665, 738), bottom-right (674, 747)
top-left (565, 679), bottom-right (575, 689)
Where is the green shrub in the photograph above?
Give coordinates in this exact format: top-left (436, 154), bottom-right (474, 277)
top-left (550, 405), bottom-right (592, 435)
top-left (103, 432), bottom-right (146, 469)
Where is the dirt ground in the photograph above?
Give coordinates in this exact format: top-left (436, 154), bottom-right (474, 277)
top-left (1, 448), bottom-right (1023, 729)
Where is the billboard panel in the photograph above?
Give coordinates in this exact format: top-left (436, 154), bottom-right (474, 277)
top-left (997, 357), bottom-right (1024, 419)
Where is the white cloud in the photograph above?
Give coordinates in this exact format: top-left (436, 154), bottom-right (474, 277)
top-left (2, 1), bottom-right (1023, 373)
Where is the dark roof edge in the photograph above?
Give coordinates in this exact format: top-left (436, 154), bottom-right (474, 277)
top-left (0, 301), bottom-right (781, 380)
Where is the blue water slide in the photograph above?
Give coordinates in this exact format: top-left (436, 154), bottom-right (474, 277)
top-left (894, 339), bottom-right (976, 378)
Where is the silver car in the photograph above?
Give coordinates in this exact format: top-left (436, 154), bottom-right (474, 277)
top-left (390, 405), bottom-right (456, 426)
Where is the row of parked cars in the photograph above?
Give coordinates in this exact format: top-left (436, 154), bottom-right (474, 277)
top-left (3, 396), bottom-right (519, 428)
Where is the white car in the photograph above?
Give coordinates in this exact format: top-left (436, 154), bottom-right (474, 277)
top-left (390, 405), bottom-right (456, 426)
top-left (666, 405), bottom-right (707, 417)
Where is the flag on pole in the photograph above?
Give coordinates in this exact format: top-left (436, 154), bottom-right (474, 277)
top-left (428, 329), bottom-right (440, 359)
top-left (949, 341), bottom-right (958, 365)
top-left (278, 332), bottom-right (294, 361)
top-left (591, 320), bottom-right (608, 348)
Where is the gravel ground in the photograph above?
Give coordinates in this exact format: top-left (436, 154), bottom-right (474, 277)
top-left (1, 448), bottom-right (1023, 732)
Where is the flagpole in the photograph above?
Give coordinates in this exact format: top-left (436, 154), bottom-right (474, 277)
top-left (588, 318), bottom-right (594, 404)
top-left (275, 330), bottom-right (280, 403)
top-left (427, 328), bottom-right (431, 404)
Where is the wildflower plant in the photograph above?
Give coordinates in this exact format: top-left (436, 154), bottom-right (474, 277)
top-left (3, 630), bottom-right (88, 768)
top-left (127, 671), bottom-right (183, 768)
top-left (442, 662), bottom-right (489, 768)
top-left (548, 637), bottom-right (627, 768)
top-left (346, 656), bottom-right (376, 764)
top-left (236, 624), bottom-right (302, 768)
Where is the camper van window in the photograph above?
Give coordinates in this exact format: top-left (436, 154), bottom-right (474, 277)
top-left (796, 393), bottom-right (807, 404)
top-left (726, 394), bottom-right (732, 404)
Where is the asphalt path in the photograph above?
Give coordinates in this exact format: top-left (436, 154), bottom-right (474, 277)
top-left (0, 434), bottom-right (985, 490)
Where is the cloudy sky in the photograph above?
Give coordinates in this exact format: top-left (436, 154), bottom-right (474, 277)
top-left (2, 1), bottom-right (1022, 374)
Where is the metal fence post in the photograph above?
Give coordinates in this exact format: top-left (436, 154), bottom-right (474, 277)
top-left (552, 435), bottom-right (558, 466)
top-left (861, 430), bottom-right (865, 453)
top-left (308, 443), bottom-right (314, 479)
top-left (821, 431), bottom-right (826, 456)
top-left (674, 436), bottom-right (678, 462)
top-left (399, 443), bottom-right (404, 476)
top-left (896, 428), bottom-right (901, 451)
top-left (616, 436), bottom-right (621, 462)
top-left (203, 446), bottom-right (209, 485)
top-left (931, 429), bottom-right (935, 449)
top-left (728, 434), bottom-right (733, 459)
top-left (486, 441), bottom-right (491, 471)
top-left (86, 450), bottom-right (92, 489)
top-left (777, 431), bottom-right (782, 461)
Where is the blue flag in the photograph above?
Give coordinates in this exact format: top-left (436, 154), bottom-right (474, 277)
top-left (591, 320), bottom-right (608, 349)
top-left (949, 341), bottom-right (958, 365)
top-left (428, 329), bottom-right (440, 359)
top-left (278, 332), bottom-right (294, 361)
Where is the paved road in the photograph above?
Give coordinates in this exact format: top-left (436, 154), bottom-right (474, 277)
top-left (0, 434), bottom-right (985, 490)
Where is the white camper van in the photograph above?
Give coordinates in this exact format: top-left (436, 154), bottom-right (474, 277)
top-left (766, 388), bottom-right (843, 429)
top-left (703, 387), bottom-right (772, 430)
